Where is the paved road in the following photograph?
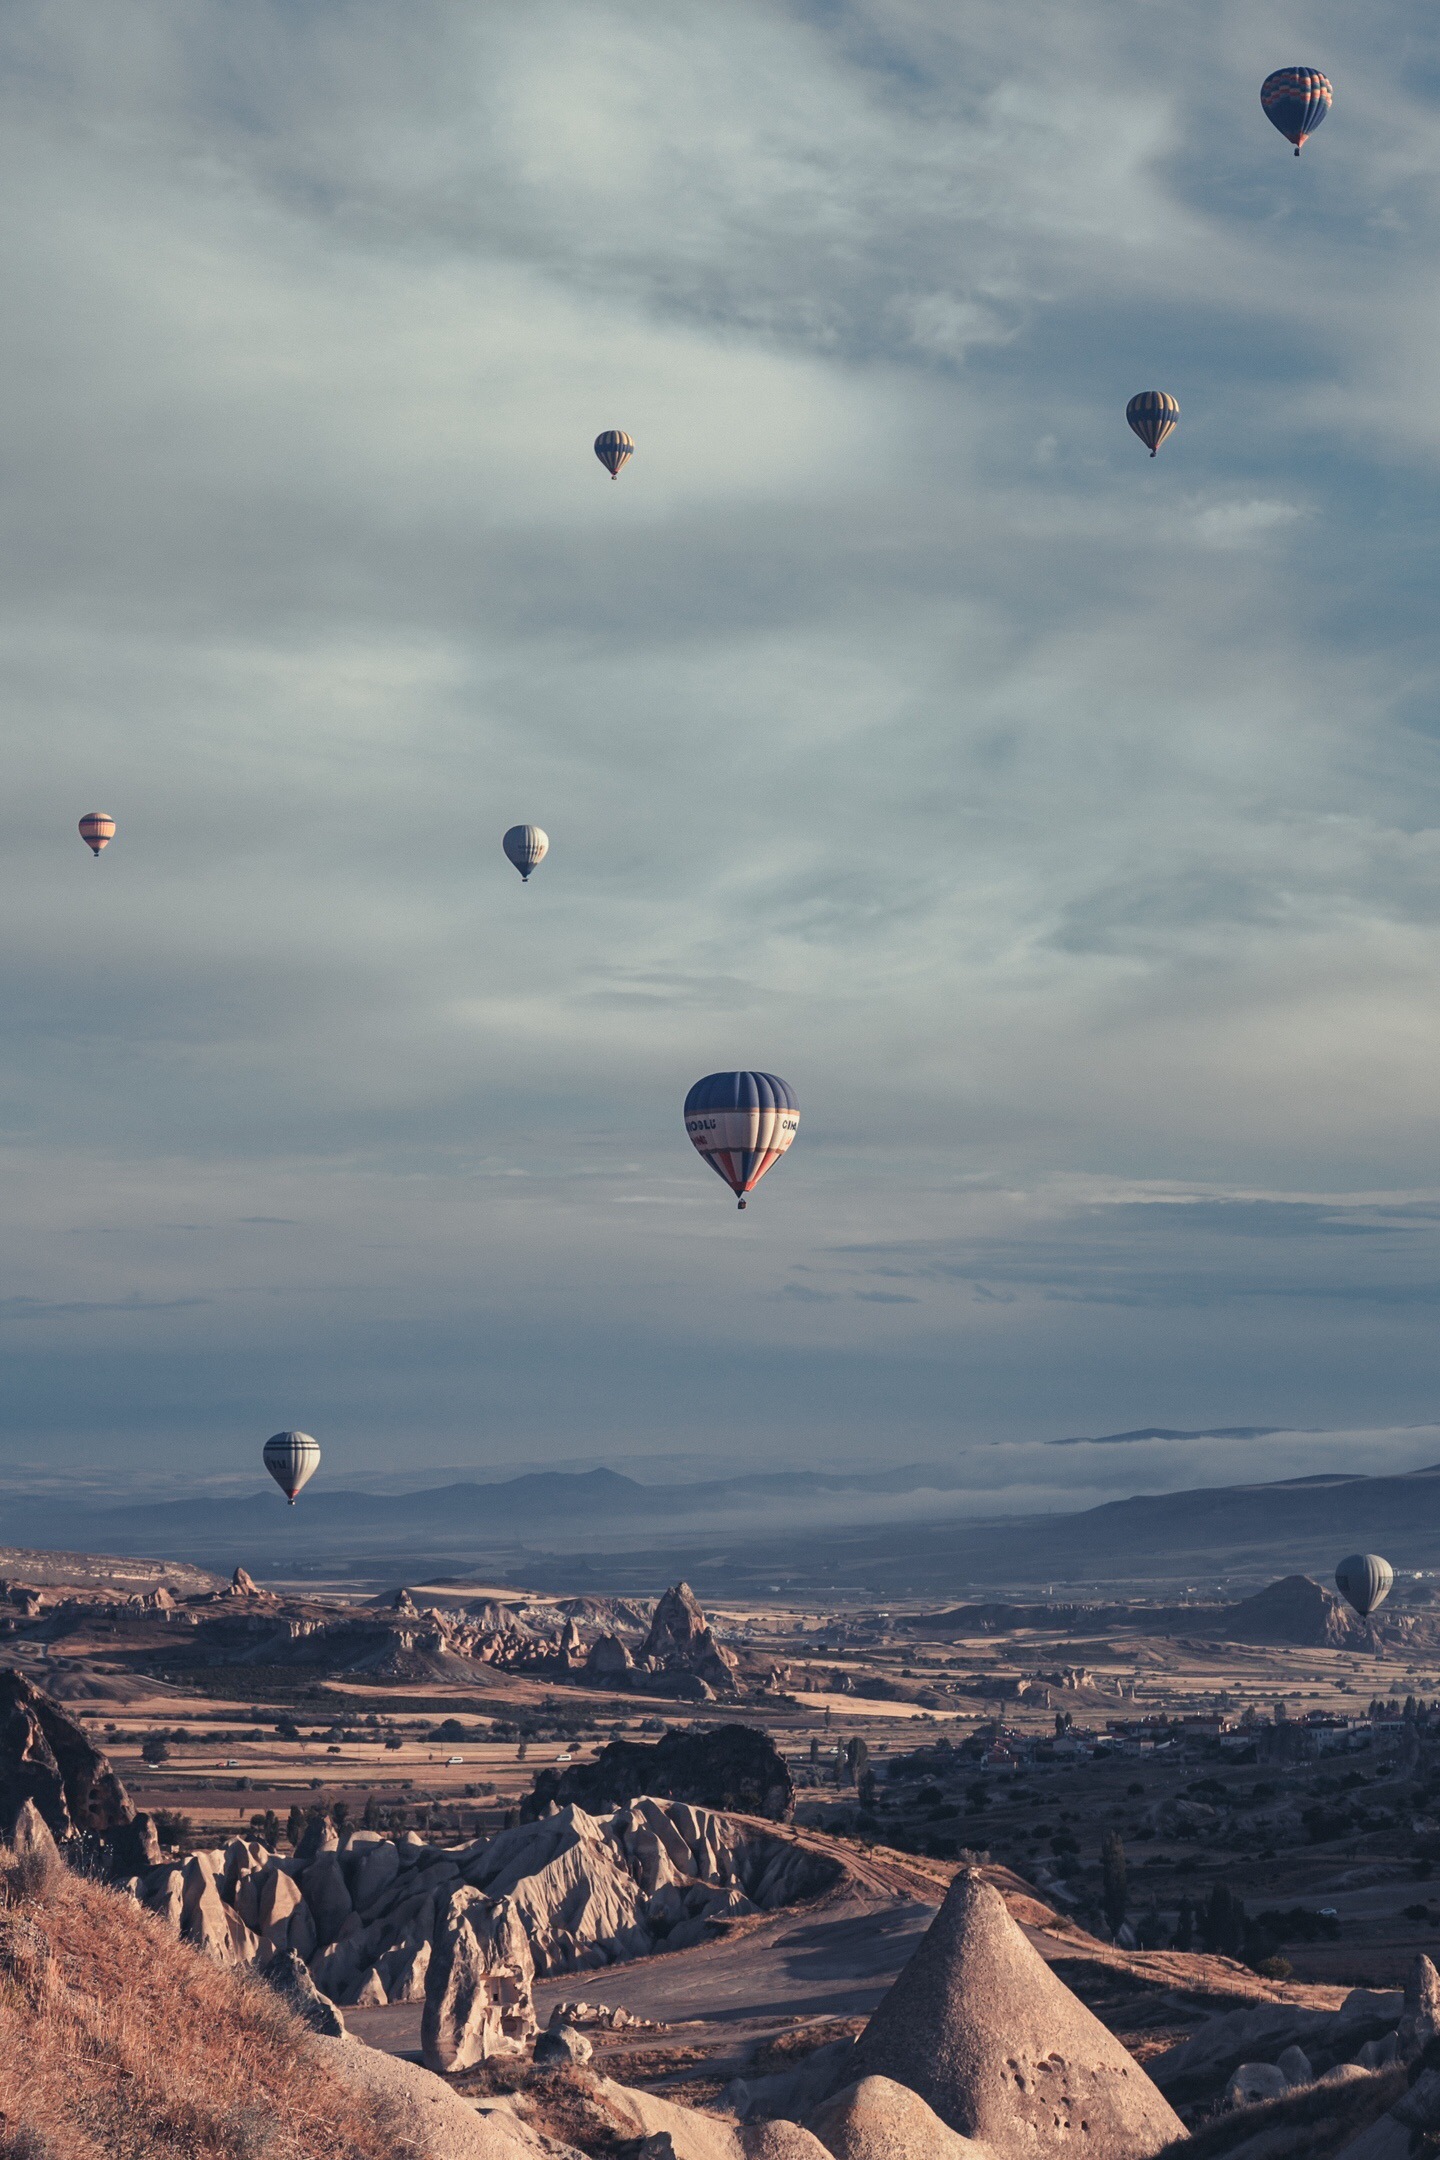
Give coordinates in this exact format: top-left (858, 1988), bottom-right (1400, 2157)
top-left (348, 1887), bottom-right (939, 2061)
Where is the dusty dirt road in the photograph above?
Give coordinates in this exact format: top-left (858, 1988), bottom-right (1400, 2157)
top-left (347, 1884), bottom-right (941, 2061)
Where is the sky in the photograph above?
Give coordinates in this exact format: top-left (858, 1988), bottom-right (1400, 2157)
top-left (4, 0), bottom-right (1440, 1509)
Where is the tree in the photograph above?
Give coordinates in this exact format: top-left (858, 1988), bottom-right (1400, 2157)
top-left (286, 1805), bottom-right (305, 1848)
top-left (1101, 1831), bottom-right (1128, 1934)
top-left (362, 1791), bottom-right (381, 1830)
top-left (140, 1735), bottom-right (170, 1765)
top-left (809, 1737), bottom-right (820, 1766)
top-left (385, 1736), bottom-right (403, 1751)
top-left (1173, 1894), bottom-right (1196, 1951)
top-left (1201, 1882), bottom-right (1246, 1959)
top-left (261, 1809), bottom-right (281, 1850)
top-left (857, 1768), bottom-right (877, 1812)
top-left (844, 1737), bottom-right (869, 1787)
top-left (517, 1739), bottom-right (529, 1762)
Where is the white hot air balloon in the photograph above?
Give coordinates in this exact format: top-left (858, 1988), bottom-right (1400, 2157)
top-left (263, 1430), bottom-right (321, 1506)
top-left (503, 825), bottom-right (549, 883)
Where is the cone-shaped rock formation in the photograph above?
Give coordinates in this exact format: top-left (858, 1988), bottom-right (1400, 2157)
top-left (849, 1870), bottom-right (1184, 2159)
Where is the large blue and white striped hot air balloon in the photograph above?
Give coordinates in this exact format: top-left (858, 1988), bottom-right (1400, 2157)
top-left (263, 1430), bottom-right (321, 1506)
top-left (1261, 67), bottom-right (1332, 157)
top-left (1126, 391), bottom-right (1179, 457)
top-left (684, 1071), bottom-right (799, 1211)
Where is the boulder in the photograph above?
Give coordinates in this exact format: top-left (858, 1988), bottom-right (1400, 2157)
top-left (600, 2079), bottom-right (745, 2160)
top-left (808, 2076), bottom-right (994, 2160)
top-left (1225, 2063), bottom-right (1289, 2108)
top-left (302, 1850), bottom-right (353, 1946)
top-left (847, 1869), bottom-right (1184, 2158)
top-left (181, 1853), bottom-right (255, 1966)
top-left (1336, 2066), bottom-right (1440, 2160)
top-left (1353, 2035), bottom-right (1398, 2071)
top-left (349, 1965), bottom-right (389, 2007)
top-left (534, 2023), bottom-right (594, 2066)
top-left (143, 1865), bottom-right (187, 1929)
top-left (254, 1861), bottom-right (305, 1965)
top-left (1399, 1953), bottom-right (1440, 2062)
top-left (312, 1912), bottom-right (366, 1999)
top-left (422, 1888), bottom-right (537, 2072)
top-left (353, 1838), bottom-right (401, 1911)
top-left (741, 2125), bottom-right (835, 2160)
top-left (1277, 2045), bottom-right (1313, 2087)
top-left (293, 1811), bottom-right (339, 1864)
top-left (383, 1930), bottom-right (433, 2004)
top-left (311, 2033), bottom-right (572, 2160)
top-left (9, 1798), bottom-right (59, 1872)
top-left (267, 1949), bottom-right (347, 2036)
top-left (0, 1669), bottom-right (158, 1876)
top-left (1152, 1990), bottom-right (1403, 2101)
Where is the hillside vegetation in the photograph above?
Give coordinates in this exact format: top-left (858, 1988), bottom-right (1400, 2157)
top-left (0, 1838), bottom-right (417, 2160)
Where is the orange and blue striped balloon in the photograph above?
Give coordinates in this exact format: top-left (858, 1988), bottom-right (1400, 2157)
top-left (1125, 391), bottom-right (1179, 458)
top-left (78, 811), bottom-right (116, 858)
top-left (1261, 67), bottom-right (1332, 156)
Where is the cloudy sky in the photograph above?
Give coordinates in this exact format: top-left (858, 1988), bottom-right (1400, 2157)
top-left (3, 0), bottom-right (1440, 1510)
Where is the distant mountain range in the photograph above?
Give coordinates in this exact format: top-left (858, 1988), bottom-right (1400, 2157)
top-left (1047, 1426), bottom-right (1287, 1447)
top-left (3, 1452), bottom-right (1439, 1599)
top-left (0, 1460), bottom-right (973, 1568)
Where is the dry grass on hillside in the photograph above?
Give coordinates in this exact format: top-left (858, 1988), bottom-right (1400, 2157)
top-left (0, 1842), bottom-right (421, 2160)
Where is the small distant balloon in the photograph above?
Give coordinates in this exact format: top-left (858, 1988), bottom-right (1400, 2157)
top-left (1261, 67), bottom-right (1332, 156)
top-left (594, 430), bottom-right (634, 479)
top-left (684, 1070), bottom-right (799, 1211)
top-left (263, 1430), bottom-right (321, 1506)
top-left (1335, 1552), bottom-right (1393, 1620)
top-left (78, 812), bottom-right (115, 858)
top-left (1126, 392), bottom-right (1180, 457)
top-left (503, 825), bottom-right (549, 883)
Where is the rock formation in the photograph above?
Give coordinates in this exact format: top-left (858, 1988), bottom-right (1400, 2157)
top-left (846, 1869), bottom-right (1184, 2157)
top-left (1151, 1983), bottom-right (1406, 2102)
top-left (0, 1666), bottom-right (158, 1875)
top-left (117, 1789), bottom-right (828, 2015)
top-left (1220, 1574), bottom-right (1366, 1648)
top-left (634, 1582), bottom-right (740, 1696)
top-left (267, 1948), bottom-right (347, 2035)
top-left (809, 2076), bottom-right (994, 2160)
top-left (524, 1724), bottom-right (794, 1823)
top-left (1399, 1953), bottom-right (1440, 2062)
top-left (422, 1888), bottom-right (536, 2071)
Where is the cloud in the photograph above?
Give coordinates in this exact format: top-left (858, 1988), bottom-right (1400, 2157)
top-left (0, 2), bottom-right (1437, 1490)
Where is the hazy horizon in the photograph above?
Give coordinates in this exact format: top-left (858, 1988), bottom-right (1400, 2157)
top-left (3, 4), bottom-right (1440, 1508)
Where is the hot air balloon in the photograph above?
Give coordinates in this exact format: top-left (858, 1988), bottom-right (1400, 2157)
top-left (1261, 67), bottom-right (1332, 156)
top-left (1335, 1552), bottom-right (1393, 1620)
top-left (263, 1430), bottom-right (321, 1506)
top-left (1126, 392), bottom-right (1180, 457)
top-left (502, 825), bottom-right (549, 883)
top-left (594, 430), bottom-right (634, 479)
top-left (683, 1071), bottom-right (798, 1210)
top-left (78, 812), bottom-right (115, 858)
